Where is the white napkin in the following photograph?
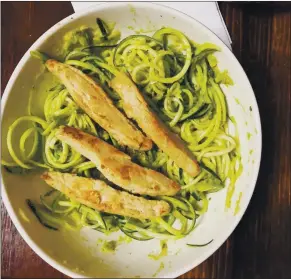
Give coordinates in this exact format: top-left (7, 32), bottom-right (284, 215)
top-left (71, 1), bottom-right (232, 49)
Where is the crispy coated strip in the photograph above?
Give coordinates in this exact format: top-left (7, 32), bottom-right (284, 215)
top-left (56, 126), bottom-right (180, 196)
top-left (46, 59), bottom-right (152, 151)
top-left (41, 171), bottom-right (170, 219)
top-left (110, 72), bottom-right (200, 177)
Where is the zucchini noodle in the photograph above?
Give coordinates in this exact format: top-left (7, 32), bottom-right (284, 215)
top-left (2, 20), bottom-right (242, 241)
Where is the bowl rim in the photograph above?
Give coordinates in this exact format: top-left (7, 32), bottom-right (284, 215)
top-left (1, 2), bottom-right (262, 278)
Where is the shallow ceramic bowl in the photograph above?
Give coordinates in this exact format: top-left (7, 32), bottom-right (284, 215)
top-left (1, 2), bottom-right (262, 278)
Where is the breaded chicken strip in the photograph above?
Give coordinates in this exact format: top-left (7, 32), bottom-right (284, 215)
top-left (110, 72), bottom-right (200, 177)
top-left (41, 171), bottom-right (170, 219)
top-left (46, 59), bottom-right (152, 151)
top-left (56, 126), bottom-right (180, 196)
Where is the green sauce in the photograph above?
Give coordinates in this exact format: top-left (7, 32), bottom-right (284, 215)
top-left (98, 235), bottom-right (132, 254)
top-left (101, 240), bottom-right (117, 253)
top-left (234, 97), bottom-right (240, 105)
top-left (229, 115), bottom-right (236, 123)
top-left (118, 235), bottom-right (132, 244)
top-left (175, 248), bottom-right (181, 255)
top-left (61, 22), bottom-right (121, 55)
top-left (134, 28), bottom-right (156, 34)
top-left (207, 54), bottom-right (218, 67)
top-left (225, 185), bottom-right (235, 209)
top-left (129, 5), bottom-right (137, 16)
top-left (233, 97), bottom-right (247, 112)
top-left (5, 20), bottom-right (243, 243)
top-left (214, 69), bottom-right (234, 85)
top-left (234, 192), bottom-right (242, 215)
top-left (247, 132), bottom-right (252, 140)
top-left (153, 262), bottom-right (165, 277)
top-left (148, 240), bottom-right (168, 260)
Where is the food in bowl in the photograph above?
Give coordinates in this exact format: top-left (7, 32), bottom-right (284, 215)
top-left (1, 18), bottom-right (242, 243)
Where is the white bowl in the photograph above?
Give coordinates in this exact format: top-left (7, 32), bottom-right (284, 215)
top-left (1, 2), bottom-right (262, 278)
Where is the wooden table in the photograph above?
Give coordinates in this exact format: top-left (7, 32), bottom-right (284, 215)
top-left (1, 2), bottom-right (291, 278)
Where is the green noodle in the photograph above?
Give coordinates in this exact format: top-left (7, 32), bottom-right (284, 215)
top-left (1, 20), bottom-right (242, 241)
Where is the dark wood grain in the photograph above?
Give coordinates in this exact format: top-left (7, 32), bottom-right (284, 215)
top-left (1, 2), bottom-right (291, 279)
top-left (219, 3), bottom-right (291, 279)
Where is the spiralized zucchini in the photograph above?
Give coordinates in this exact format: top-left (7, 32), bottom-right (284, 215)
top-left (2, 20), bottom-right (242, 241)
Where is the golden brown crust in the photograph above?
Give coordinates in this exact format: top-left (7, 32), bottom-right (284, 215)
top-left (41, 171), bottom-right (170, 218)
top-left (46, 59), bottom-right (152, 151)
top-left (56, 126), bottom-right (180, 196)
top-left (110, 72), bottom-right (200, 177)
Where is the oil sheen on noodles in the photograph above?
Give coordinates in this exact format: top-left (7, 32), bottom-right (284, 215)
top-left (1, 20), bottom-right (242, 241)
